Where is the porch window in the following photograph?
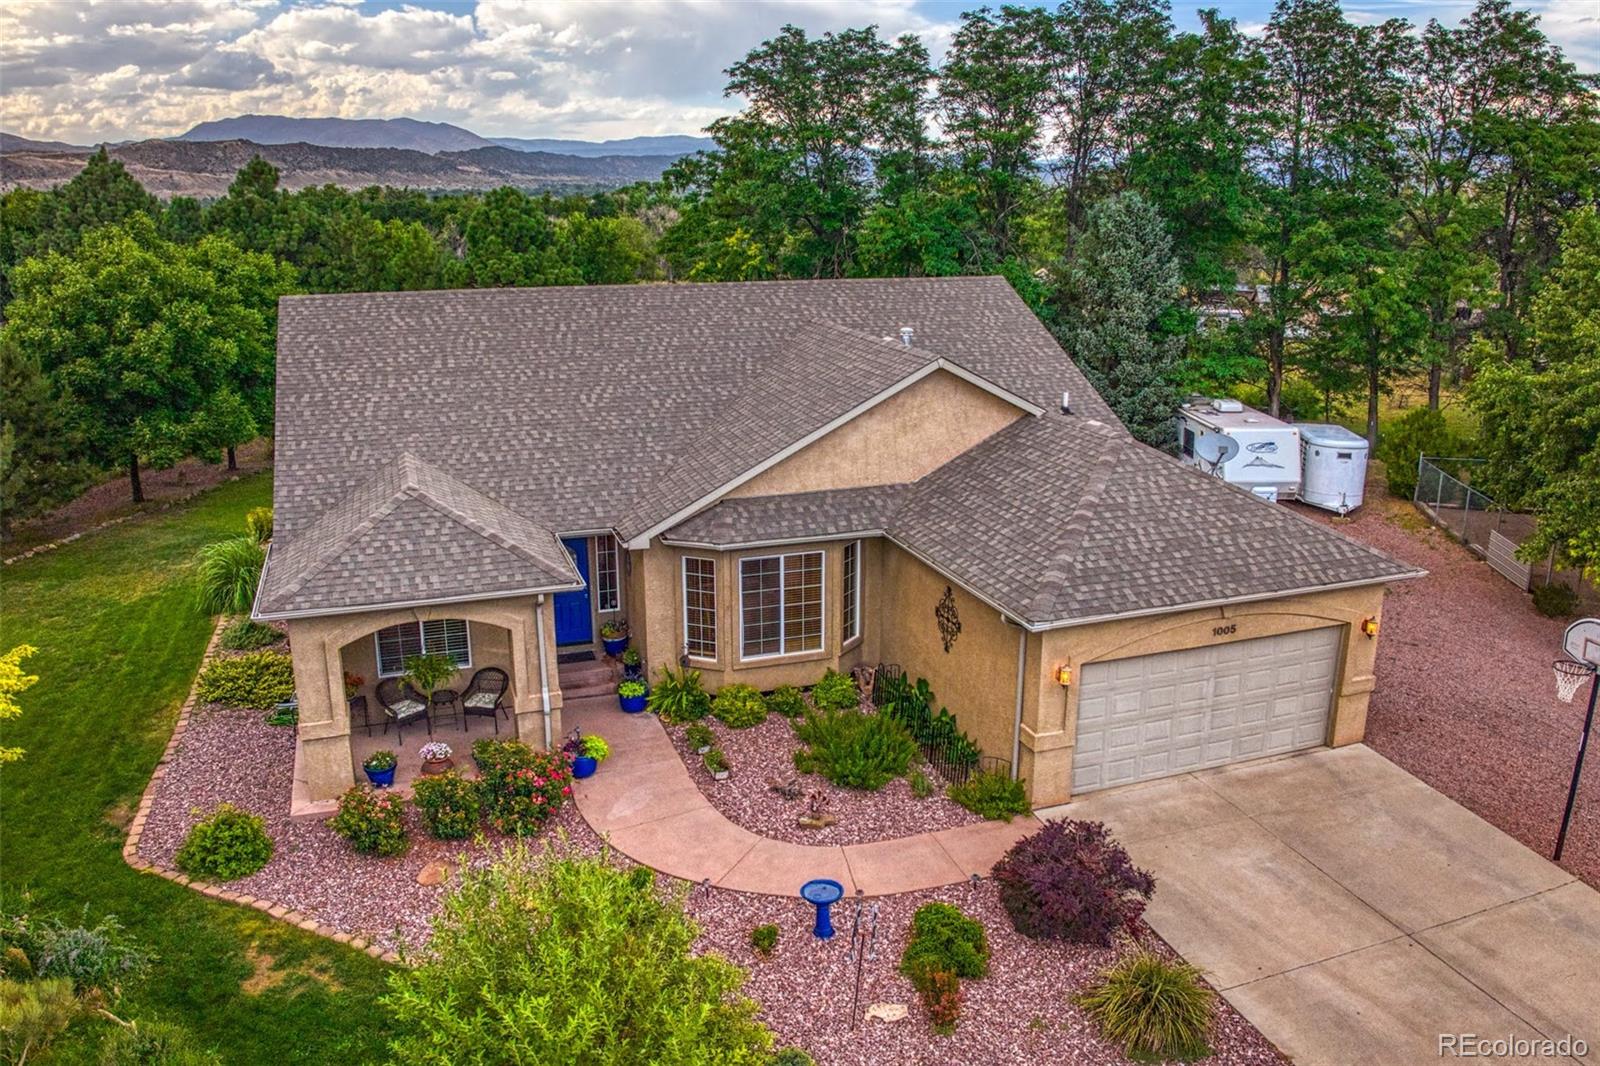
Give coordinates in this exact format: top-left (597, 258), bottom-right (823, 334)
top-left (683, 556), bottom-right (717, 660)
top-left (375, 619), bottom-right (471, 677)
top-left (740, 551), bottom-right (824, 660)
top-left (842, 540), bottom-right (861, 645)
top-left (595, 535), bottom-right (620, 612)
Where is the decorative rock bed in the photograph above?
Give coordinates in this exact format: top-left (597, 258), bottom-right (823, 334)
top-left (662, 712), bottom-right (988, 846)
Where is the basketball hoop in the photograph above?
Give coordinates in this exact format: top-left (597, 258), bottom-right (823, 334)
top-left (1554, 659), bottom-right (1596, 704)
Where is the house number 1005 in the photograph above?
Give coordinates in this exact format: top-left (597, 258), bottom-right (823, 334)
top-left (1212, 624), bottom-right (1237, 637)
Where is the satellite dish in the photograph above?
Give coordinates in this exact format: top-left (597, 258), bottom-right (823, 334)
top-left (1194, 432), bottom-right (1240, 474)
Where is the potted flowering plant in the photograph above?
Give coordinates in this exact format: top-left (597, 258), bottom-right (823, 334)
top-left (599, 619), bottom-right (630, 657)
top-left (620, 646), bottom-right (644, 681)
top-left (362, 749), bottom-right (398, 788)
top-left (564, 732), bottom-right (610, 779)
top-left (419, 741), bottom-right (453, 775)
top-left (344, 672), bottom-right (365, 699)
top-left (617, 678), bottom-right (648, 713)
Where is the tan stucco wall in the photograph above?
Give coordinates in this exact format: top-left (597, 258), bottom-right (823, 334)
top-left (628, 538), bottom-right (882, 692)
top-left (285, 595), bottom-right (564, 807)
top-left (729, 369), bottom-right (1026, 499)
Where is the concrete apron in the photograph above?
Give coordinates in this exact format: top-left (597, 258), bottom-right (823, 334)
top-left (1040, 745), bottom-right (1598, 1066)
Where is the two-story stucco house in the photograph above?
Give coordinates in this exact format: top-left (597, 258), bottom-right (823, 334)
top-left (253, 276), bottom-right (1422, 815)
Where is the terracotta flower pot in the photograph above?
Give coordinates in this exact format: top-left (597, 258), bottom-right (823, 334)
top-left (422, 757), bottom-right (453, 776)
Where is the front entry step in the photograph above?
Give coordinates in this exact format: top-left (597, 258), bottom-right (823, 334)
top-left (559, 659), bottom-right (619, 701)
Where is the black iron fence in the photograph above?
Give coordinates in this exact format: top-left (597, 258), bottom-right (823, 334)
top-left (873, 663), bottom-right (1007, 785)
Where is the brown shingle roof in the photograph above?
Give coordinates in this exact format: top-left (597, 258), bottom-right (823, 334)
top-left (659, 484), bottom-right (910, 548)
top-left (256, 452), bottom-right (581, 617)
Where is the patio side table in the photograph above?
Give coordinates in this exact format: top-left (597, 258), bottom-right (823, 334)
top-left (429, 688), bottom-right (462, 732)
top-left (348, 694), bottom-right (372, 736)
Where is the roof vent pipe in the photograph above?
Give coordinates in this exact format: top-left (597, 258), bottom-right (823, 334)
top-left (1061, 390), bottom-right (1072, 415)
top-left (899, 326), bottom-right (914, 347)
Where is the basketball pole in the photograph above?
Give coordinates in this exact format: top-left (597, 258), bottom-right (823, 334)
top-left (1554, 668), bottom-right (1598, 863)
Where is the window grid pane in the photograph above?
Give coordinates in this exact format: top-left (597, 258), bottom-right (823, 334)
top-left (376, 622), bottom-right (423, 676)
top-left (740, 557), bottom-right (783, 658)
top-left (782, 552), bottom-right (823, 652)
top-left (595, 536), bottom-right (620, 612)
top-left (421, 618), bottom-right (470, 666)
top-left (842, 541), bottom-right (859, 643)
top-left (684, 557), bottom-right (717, 660)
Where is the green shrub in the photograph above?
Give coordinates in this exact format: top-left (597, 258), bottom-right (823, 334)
top-left (195, 650), bottom-right (294, 709)
top-left (328, 785), bottom-right (408, 856)
top-left (98, 1019), bottom-right (222, 1065)
top-left (703, 748), bottom-right (730, 774)
top-left (174, 804), bottom-right (273, 882)
top-left (1376, 407), bottom-right (1463, 498)
top-left (766, 685), bottom-right (806, 718)
top-left (382, 844), bottom-right (773, 1064)
top-left (770, 1049), bottom-right (815, 1066)
top-left (900, 902), bottom-right (989, 985)
top-left (1532, 582), bottom-right (1579, 618)
top-left (649, 666), bottom-right (711, 724)
top-left (412, 772), bottom-right (482, 840)
top-left (685, 723), bottom-right (715, 750)
top-left (948, 770), bottom-right (1031, 821)
top-left (477, 742), bottom-right (570, 836)
top-left (750, 923), bottom-right (778, 957)
top-left (908, 769), bottom-right (933, 799)
top-left (712, 684), bottom-right (768, 729)
top-left (809, 669), bottom-right (858, 711)
top-left (194, 535), bottom-right (265, 616)
top-left (0, 908), bottom-right (152, 996)
top-left (793, 709), bottom-right (917, 790)
top-left (218, 618), bottom-right (281, 651)
top-left (0, 977), bottom-right (79, 1064)
top-left (1075, 950), bottom-right (1214, 1061)
top-left (244, 506), bottom-right (273, 544)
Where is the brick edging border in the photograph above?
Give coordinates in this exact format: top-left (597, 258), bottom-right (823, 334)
top-left (121, 615), bottom-right (403, 965)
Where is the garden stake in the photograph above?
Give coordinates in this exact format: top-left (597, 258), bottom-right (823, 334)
top-left (844, 891), bottom-right (863, 963)
top-left (864, 901), bottom-right (880, 962)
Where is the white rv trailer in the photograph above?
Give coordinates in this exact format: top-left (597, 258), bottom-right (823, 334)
top-left (1297, 423), bottom-right (1369, 515)
top-left (1176, 398), bottom-right (1302, 502)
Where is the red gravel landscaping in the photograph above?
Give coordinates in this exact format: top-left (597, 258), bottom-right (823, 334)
top-left (1294, 494), bottom-right (1598, 888)
top-left (661, 711), bottom-right (987, 846)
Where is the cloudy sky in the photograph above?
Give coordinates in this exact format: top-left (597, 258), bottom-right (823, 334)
top-left (1, 0), bottom-right (1594, 145)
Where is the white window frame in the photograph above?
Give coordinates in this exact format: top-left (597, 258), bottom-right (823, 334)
top-left (374, 619), bottom-right (473, 678)
top-left (739, 550), bottom-right (826, 661)
top-left (595, 535), bottom-right (621, 613)
top-left (841, 540), bottom-right (862, 646)
top-left (682, 556), bottom-right (718, 662)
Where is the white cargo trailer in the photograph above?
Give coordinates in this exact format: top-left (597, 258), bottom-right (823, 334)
top-left (1176, 398), bottom-right (1302, 502)
top-left (1297, 423), bottom-right (1369, 515)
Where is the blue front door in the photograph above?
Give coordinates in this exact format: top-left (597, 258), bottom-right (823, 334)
top-left (554, 537), bottom-right (593, 646)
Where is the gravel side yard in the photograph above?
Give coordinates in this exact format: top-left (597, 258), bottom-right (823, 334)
top-left (661, 712), bottom-right (987, 846)
top-left (1295, 495), bottom-right (1597, 888)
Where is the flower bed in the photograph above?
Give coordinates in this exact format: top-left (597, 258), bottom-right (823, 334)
top-left (662, 712), bottom-right (986, 846)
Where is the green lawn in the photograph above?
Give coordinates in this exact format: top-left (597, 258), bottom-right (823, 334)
top-left (1, 474), bottom-right (393, 1063)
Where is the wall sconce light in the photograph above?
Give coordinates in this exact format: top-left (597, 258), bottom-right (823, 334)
top-left (1360, 617), bottom-right (1379, 639)
top-left (1056, 664), bottom-right (1073, 687)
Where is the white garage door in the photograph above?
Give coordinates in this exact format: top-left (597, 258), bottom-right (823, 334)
top-left (1072, 626), bottom-right (1342, 794)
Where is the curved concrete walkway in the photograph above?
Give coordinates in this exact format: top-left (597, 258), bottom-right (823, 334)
top-left (564, 695), bottom-right (1040, 897)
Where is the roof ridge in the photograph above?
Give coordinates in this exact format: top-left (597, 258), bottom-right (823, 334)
top-left (405, 474), bottom-right (565, 573)
top-left (271, 471), bottom-right (413, 604)
top-left (1020, 429), bottom-right (1124, 617)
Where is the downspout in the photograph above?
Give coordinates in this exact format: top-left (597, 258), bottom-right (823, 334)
top-left (535, 594), bottom-right (553, 749)
top-left (1011, 625), bottom-right (1026, 781)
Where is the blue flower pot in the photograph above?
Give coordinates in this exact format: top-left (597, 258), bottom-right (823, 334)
top-left (364, 764), bottom-right (396, 788)
top-left (572, 755), bottom-right (598, 779)
top-left (619, 691), bottom-right (648, 713)
top-left (602, 635), bottom-right (630, 657)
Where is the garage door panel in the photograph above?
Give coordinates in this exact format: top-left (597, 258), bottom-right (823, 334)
top-left (1073, 626), bottom-right (1341, 794)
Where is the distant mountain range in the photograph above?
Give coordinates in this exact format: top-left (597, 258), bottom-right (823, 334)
top-left (0, 113), bottom-right (716, 197)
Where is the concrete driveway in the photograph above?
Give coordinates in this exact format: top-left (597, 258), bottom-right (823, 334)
top-left (1041, 745), bottom-right (1599, 1065)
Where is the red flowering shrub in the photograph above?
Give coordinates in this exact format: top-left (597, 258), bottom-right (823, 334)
top-left (329, 785), bottom-right (408, 856)
top-left (990, 820), bottom-right (1155, 945)
top-left (477, 740), bottom-right (573, 836)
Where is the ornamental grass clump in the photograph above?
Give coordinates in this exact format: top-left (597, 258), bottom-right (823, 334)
top-left (477, 741), bottom-right (571, 836)
top-left (173, 803), bottom-right (273, 882)
top-left (412, 771), bottom-right (483, 840)
top-left (711, 684), bottom-right (768, 728)
top-left (382, 844), bottom-right (773, 1064)
top-left (648, 666), bottom-right (711, 723)
top-left (947, 769), bottom-right (1031, 821)
top-left (329, 785), bottom-right (409, 856)
top-left (991, 820), bottom-right (1154, 945)
top-left (793, 708), bottom-right (916, 790)
top-left (193, 536), bottom-right (265, 616)
top-left (1076, 950), bottom-right (1215, 1061)
top-left (808, 669), bottom-right (858, 711)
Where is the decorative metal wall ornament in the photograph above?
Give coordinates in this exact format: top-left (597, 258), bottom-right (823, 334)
top-left (935, 586), bottom-right (962, 653)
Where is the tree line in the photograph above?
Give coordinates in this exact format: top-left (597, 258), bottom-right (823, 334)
top-left (1, 0), bottom-right (1595, 575)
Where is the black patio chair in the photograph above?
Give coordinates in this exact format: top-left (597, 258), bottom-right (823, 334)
top-left (460, 667), bottom-right (510, 734)
top-left (376, 677), bottom-right (431, 744)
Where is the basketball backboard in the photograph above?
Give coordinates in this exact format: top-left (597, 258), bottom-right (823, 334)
top-left (1563, 618), bottom-right (1600, 667)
